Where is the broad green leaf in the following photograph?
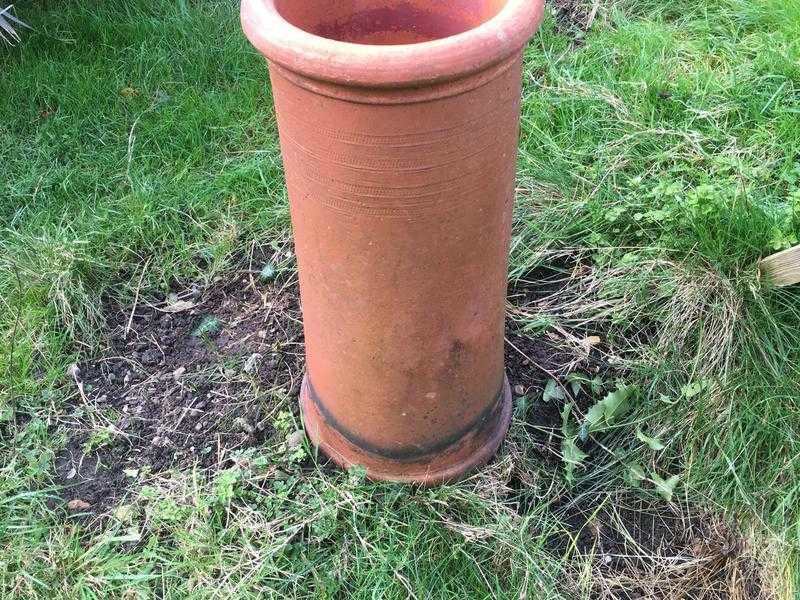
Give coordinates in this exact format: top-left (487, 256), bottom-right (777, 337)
top-left (582, 384), bottom-right (635, 431)
top-left (562, 436), bottom-right (588, 466)
top-left (681, 380), bottom-right (708, 399)
top-left (561, 402), bottom-right (574, 430)
top-left (601, 385), bottom-right (634, 422)
top-left (543, 379), bottom-right (566, 403)
top-left (636, 426), bottom-right (666, 451)
top-left (561, 402), bottom-right (587, 484)
top-left (585, 401), bottom-right (606, 427)
top-left (628, 463), bottom-right (646, 480)
top-left (624, 462), bottom-right (646, 488)
top-left (562, 435), bottom-right (587, 485)
top-left (566, 372), bottom-right (587, 397)
top-left (651, 473), bottom-right (680, 502)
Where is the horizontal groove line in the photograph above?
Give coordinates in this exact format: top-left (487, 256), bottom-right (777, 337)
top-left (291, 168), bottom-right (505, 201)
top-left (283, 133), bottom-right (503, 174)
top-left (277, 101), bottom-right (512, 148)
top-left (300, 184), bottom-right (497, 210)
top-left (279, 112), bottom-right (507, 149)
top-left (310, 199), bottom-right (461, 218)
top-left (305, 377), bottom-right (507, 459)
top-left (293, 180), bottom-right (513, 217)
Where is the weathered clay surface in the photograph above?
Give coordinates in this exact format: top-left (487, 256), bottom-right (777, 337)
top-left (242, 0), bottom-right (545, 483)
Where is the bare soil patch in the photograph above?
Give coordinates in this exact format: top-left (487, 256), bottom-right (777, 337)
top-left (505, 266), bottom-right (617, 469)
top-left (56, 265), bottom-right (304, 513)
top-left (554, 494), bottom-right (772, 599)
top-left (548, 0), bottom-right (597, 35)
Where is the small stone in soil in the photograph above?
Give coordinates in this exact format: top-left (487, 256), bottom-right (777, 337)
top-left (142, 349), bottom-right (161, 366)
top-left (67, 499), bottom-right (91, 512)
top-left (173, 366), bottom-right (186, 381)
top-left (243, 353), bottom-right (262, 374)
top-left (286, 430), bottom-right (305, 449)
top-left (514, 385), bottom-right (526, 396)
top-left (235, 417), bottom-right (255, 435)
top-left (194, 422), bottom-right (204, 432)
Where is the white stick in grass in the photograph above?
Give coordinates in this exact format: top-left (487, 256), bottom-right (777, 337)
top-left (760, 245), bottom-right (800, 287)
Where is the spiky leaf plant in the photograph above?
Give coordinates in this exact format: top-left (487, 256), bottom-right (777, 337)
top-left (0, 5), bottom-right (30, 44)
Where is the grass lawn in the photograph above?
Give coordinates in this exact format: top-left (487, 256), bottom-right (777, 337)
top-left (2, 0), bottom-right (799, 597)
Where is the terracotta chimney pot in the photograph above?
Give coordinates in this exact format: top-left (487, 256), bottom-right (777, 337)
top-left (242, 0), bottom-right (545, 483)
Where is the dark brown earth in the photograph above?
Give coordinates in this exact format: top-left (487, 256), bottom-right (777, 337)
top-left (553, 495), bottom-right (769, 599)
top-left (505, 261), bottom-right (619, 473)
top-left (548, 0), bottom-right (597, 35)
top-left (56, 262), bottom-right (304, 513)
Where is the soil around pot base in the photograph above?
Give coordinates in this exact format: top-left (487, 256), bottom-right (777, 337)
top-left (300, 375), bottom-right (513, 485)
